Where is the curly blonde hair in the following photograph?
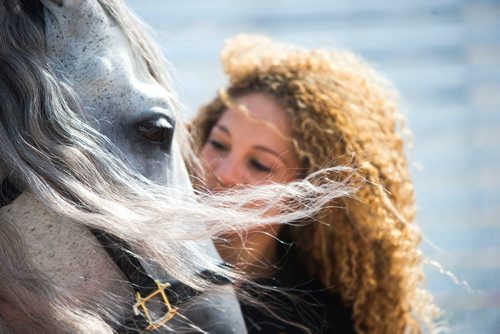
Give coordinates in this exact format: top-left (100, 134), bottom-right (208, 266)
top-left (191, 34), bottom-right (440, 334)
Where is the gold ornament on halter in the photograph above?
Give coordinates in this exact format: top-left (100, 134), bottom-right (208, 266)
top-left (132, 280), bottom-right (178, 330)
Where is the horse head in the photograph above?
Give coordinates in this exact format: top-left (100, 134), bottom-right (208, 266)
top-left (43, 0), bottom-right (181, 184)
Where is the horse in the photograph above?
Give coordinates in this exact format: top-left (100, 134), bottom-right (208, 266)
top-left (0, 1), bottom-right (351, 332)
top-left (0, 0), bottom-right (251, 332)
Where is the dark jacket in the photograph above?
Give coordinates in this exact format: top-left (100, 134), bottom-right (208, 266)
top-left (241, 236), bottom-right (355, 334)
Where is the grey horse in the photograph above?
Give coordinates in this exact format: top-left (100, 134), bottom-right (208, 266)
top-left (0, 0), bottom-right (247, 332)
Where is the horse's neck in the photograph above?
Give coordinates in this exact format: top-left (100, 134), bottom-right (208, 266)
top-left (1, 192), bottom-right (131, 303)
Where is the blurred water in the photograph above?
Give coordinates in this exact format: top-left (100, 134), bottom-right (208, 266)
top-left (125, 1), bottom-right (500, 332)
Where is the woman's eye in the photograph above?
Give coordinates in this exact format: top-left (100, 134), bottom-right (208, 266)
top-left (209, 139), bottom-right (227, 151)
top-left (250, 159), bottom-right (272, 173)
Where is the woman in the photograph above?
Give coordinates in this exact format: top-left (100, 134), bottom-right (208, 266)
top-left (190, 34), bottom-right (439, 333)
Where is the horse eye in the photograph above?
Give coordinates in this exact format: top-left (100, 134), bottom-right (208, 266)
top-left (137, 117), bottom-right (175, 146)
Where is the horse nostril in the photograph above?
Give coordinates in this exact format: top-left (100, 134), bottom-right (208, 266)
top-left (137, 117), bottom-right (175, 152)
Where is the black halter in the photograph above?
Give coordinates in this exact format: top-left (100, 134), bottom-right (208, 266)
top-left (0, 178), bottom-right (232, 331)
top-left (0, 178), bottom-right (22, 207)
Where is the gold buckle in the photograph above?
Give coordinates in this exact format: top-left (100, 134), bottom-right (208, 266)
top-left (132, 280), bottom-right (178, 330)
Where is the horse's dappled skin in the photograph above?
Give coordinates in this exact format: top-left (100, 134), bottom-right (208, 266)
top-left (0, 0), bottom-right (246, 332)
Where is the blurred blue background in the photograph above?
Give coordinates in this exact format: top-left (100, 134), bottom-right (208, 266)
top-left (125, 1), bottom-right (500, 332)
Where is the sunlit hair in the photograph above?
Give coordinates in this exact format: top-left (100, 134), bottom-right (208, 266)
top-left (0, 3), bottom-right (352, 333)
top-left (191, 34), bottom-right (441, 333)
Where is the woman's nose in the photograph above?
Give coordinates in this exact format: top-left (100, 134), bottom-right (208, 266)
top-left (215, 156), bottom-right (246, 188)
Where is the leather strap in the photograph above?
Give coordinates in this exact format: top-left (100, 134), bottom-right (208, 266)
top-left (0, 178), bottom-right (22, 207)
top-left (91, 229), bottom-right (231, 303)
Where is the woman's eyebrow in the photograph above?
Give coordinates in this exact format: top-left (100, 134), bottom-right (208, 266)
top-left (254, 146), bottom-right (287, 164)
top-left (214, 124), bottom-right (231, 136)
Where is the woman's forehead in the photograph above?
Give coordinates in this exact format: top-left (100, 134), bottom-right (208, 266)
top-left (223, 93), bottom-right (292, 137)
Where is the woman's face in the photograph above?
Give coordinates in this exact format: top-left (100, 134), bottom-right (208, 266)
top-left (200, 93), bottom-right (301, 190)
